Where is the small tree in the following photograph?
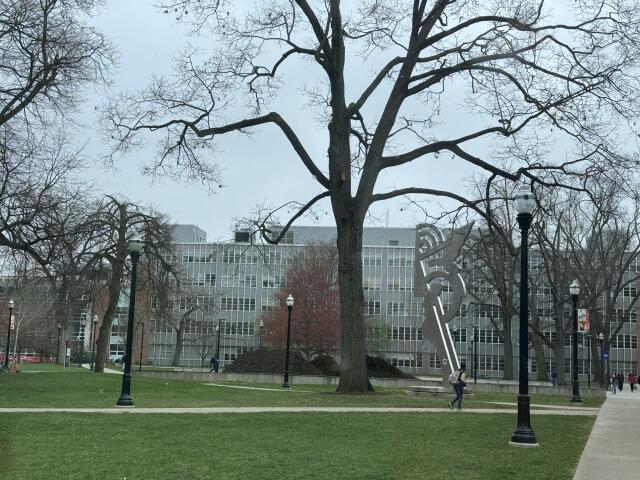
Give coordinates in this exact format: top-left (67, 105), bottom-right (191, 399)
top-left (263, 244), bottom-right (340, 360)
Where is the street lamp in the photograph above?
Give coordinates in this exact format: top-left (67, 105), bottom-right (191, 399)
top-left (116, 237), bottom-right (144, 407)
top-left (510, 187), bottom-right (538, 447)
top-left (258, 319), bottom-right (264, 348)
top-left (569, 280), bottom-right (582, 403)
top-left (3, 299), bottom-right (14, 369)
top-left (78, 317), bottom-right (86, 368)
top-left (597, 332), bottom-right (605, 389)
top-left (215, 319), bottom-right (222, 361)
top-left (90, 315), bottom-right (98, 371)
top-left (282, 294), bottom-right (294, 389)
top-left (451, 325), bottom-right (458, 360)
top-left (56, 322), bottom-right (62, 365)
top-left (138, 322), bottom-right (145, 372)
top-left (471, 325), bottom-right (478, 384)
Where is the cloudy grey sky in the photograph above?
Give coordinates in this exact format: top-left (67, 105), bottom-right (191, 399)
top-left (77, 1), bottom-right (529, 241)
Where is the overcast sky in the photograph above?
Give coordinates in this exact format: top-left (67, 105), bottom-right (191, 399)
top-left (77, 1), bottom-right (515, 242)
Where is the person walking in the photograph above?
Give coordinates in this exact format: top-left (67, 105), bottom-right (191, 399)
top-left (448, 363), bottom-right (467, 411)
top-left (551, 367), bottom-right (558, 387)
top-left (611, 373), bottom-right (617, 394)
top-left (209, 355), bottom-right (219, 373)
top-left (617, 372), bottom-right (624, 392)
top-left (629, 372), bottom-right (636, 392)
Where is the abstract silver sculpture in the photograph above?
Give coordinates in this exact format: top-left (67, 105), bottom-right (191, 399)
top-left (414, 223), bottom-right (473, 383)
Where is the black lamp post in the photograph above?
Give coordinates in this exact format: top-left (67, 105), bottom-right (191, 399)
top-left (472, 325), bottom-right (478, 384)
top-left (90, 315), bottom-right (97, 371)
top-left (282, 294), bottom-right (294, 389)
top-left (3, 299), bottom-right (14, 369)
top-left (139, 322), bottom-right (144, 372)
top-left (258, 319), bottom-right (264, 348)
top-left (510, 188), bottom-right (538, 447)
top-left (78, 318), bottom-right (86, 367)
top-left (116, 237), bottom-right (144, 407)
top-left (56, 322), bottom-right (62, 365)
top-left (597, 332), bottom-right (605, 389)
top-left (570, 280), bottom-right (582, 403)
top-left (215, 319), bottom-right (222, 359)
top-left (451, 325), bottom-right (459, 363)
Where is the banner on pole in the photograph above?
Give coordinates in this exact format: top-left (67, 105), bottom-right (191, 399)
top-left (578, 309), bottom-right (590, 333)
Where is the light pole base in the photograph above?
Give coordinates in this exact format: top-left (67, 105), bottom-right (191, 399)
top-left (570, 395), bottom-right (583, 403)
top-left (116, 394), bottom-right (134, 407)
top-left (282, 382), bottom-right (291, 389)
top-left (510, 394), bottom-right (539, 447)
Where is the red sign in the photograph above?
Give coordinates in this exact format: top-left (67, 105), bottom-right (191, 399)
top-left (578, 309), bottom-right (590, 333)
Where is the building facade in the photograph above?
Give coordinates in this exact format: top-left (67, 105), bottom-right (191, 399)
top-left (146, 224), bottom-right (639, 379)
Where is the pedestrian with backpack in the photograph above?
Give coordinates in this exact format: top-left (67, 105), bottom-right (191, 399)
top-left (448, 363), bottom-right (467, 411)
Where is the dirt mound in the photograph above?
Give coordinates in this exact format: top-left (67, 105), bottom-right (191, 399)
top-left (224, 348), bottom-right (322, 375)
top-left (311, 355), bottom-right (340, 376)
top-left (224, 350), bottom-right (415, 379)
top-left (366, 355), bottom-right (416, 379)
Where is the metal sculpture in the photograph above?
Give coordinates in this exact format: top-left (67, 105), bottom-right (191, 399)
top-left (414, 223), bottom-right (473, 383)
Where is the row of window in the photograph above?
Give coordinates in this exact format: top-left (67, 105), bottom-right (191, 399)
top-left (389, 327), bottom-right (423, 341)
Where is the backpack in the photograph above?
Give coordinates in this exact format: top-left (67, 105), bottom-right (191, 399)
top-left (448, 369), bottom-right (461, 385)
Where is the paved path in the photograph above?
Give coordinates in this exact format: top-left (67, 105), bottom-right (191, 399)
top-left (0, 406), bottom-right (597, 415)
top-left (573, 388), bottom-right (640, 480)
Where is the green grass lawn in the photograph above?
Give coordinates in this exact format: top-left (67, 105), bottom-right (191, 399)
top-left (0, 369), bottom-right (597, 479)
top-left (0, 368), bottom-right (604, 409)
top-left (0, 412), bottom-right (592, 480)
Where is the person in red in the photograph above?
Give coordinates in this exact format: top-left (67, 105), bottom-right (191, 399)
top-left (629, 373), bottom-right (636, 392)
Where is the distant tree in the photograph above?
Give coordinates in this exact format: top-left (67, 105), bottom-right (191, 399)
top-left (109, 1), bottom-right (640, 392)
top-left (262, 244), bottom-right (340, 360)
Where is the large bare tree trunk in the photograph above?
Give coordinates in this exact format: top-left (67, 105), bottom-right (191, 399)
top-left (335, 218), bottom-right (371, 392)
top-left (502, 318), bottom-right (514, 380)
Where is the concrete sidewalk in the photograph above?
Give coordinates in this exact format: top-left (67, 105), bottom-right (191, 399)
top-left (573, 388), bottom-right (640, 480)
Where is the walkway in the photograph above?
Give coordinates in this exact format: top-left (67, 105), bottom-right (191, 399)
top-left (573, 388), bottom-right (640, 480)
top-left (0, 406), bottom-right (597, 415)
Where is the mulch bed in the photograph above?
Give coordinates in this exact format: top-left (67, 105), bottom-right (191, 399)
top-left (225, 349), bottom-right (415, 379)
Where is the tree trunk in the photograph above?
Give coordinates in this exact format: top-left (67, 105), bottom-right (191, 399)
top-left (94, 256), bottom-right (126, 373)
top-left (172, 317), bottom-right (186, 367)
top-left (502, 315), bottom-right (514, 380)
top-left (335, 219), bottom-right (371, 393)
top-left (533, 336), bottom-right (548, 381)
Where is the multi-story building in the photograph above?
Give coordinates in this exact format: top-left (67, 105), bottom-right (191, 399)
top-left (144, 224), bottom-right (640, 379)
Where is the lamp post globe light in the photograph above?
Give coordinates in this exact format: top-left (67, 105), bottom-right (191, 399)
top-left (282, 295), bottom-right (294, 389)
top-left (3, 299), bottom-right (14, 370)
top-left (90, 315), bottom-right (98, 371)
top-left (597, 332), bottom-right (605, 389)
top-left (569, 280), bottom-right (582, 403)
top-left (510, 188), bottom-right (538, 447)
top-left (116, 237), bottom-right (144, 407)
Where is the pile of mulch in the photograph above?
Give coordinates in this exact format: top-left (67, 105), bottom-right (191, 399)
top-left (227, 350), bottom-right (416, 380)
top-left (224, 348), bottom-right (322, 375)
top-left (311, 355), bottom-right (340, 376)
top-left (366, 355), bottom-right (416, 379)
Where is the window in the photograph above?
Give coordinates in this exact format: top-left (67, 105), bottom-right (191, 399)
top-left (478, 355), bottom-right (504, 371)
top-left (391, 355), bottom-right (422, 367)
top-left (363, 277), bottom-right (381, 291)
top-left (261, 298), bottom-right (276, 311)
top-left (387, 252), bottom-right (413, 267)
top-left (387, 277), bottom-right (413, 291)
top-left (364, 301), bottom-right (381, 315)
top-left (429, 353), bottom-right (441, 369)
top-left (362, 252), bottom-right (382, 267)
top-left (224, 321), bottom-right (255, 336)
top-left (623, 284), bottom-right (637, 298)
top-left (613, 334), bottom-right (638, 349)
top-left (220, 297), bottom-right (256, 311)
top-left (478, 329), bottom-right (502, 344)
top-left (386, 302), bottom-right (406, 316)
top-left (240, 275), bottom-right (257, 288)
top-left (389, 327), bottom-right (423, 341)
top-left (264, 251), bottom-right (292, 265)
top-left (197, 273), bottom-right (216, 286)
top-left (262, 275), bottom-right (284, 288)
top-left (449, 328), bottom-right (467, 343)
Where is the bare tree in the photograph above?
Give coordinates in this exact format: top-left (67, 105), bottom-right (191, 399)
top-left (107, 1), bottom-right (640, 392)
